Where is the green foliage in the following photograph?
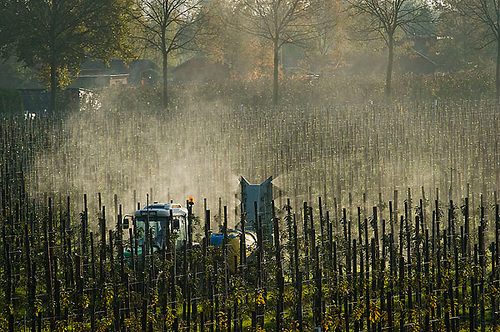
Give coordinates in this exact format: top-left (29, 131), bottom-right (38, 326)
top-left (0, 0), bottom-right (134, 92)
top-left (0, 89), bottom-right (23, 114)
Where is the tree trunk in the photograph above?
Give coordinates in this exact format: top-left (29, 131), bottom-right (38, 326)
top-left (273, 38), bottom-right (279, 106)
top-left (163, 52), bottom-right (168, 109)
top-left (496, 38), bottom-right (500, 100)
top-left (50, 61), bottom-right (57, 113)
top-left (386, 34), bottom-right (394, 99)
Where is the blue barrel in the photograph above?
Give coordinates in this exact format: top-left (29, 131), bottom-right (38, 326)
top-left (210, 233), bottom-right (224, 247)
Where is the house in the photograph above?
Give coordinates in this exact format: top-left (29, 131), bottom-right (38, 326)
top-left (171, 57), bottom-right (230, 83)
top-left (70, 59), bottom-right (160, 88)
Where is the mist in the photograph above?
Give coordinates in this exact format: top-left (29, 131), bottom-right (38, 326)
top-left (26, 85), bottom-right (500, 231)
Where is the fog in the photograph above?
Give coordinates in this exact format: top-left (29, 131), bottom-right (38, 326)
top-left (28, 86), bottom-right (500, 230)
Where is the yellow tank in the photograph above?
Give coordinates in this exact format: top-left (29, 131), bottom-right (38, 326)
top-left (210, 229), bottom-right (257, 273)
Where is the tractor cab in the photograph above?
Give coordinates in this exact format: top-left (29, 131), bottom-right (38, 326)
top-left (123, 202), bottom-right (189, 256)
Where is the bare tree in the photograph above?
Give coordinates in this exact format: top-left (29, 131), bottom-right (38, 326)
top-left (446, 0), bottom-right (500, 98)
top-left (235, 0), bottom-right (323, 105)
top-left (306, 0), bottom-right (343, 72)
top-left (133, 0), bottom-right (205, 108)
top-left (346, 0), bottom-right (431, 98)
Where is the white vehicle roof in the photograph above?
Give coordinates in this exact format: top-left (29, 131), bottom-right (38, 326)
top-left (134, 203), bottom-right (188, 218)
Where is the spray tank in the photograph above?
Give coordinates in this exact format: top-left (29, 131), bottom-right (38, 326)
top-left (209, 176), bottom-right (273, 272)
top-left (209, 229), bottom-right (257, 273)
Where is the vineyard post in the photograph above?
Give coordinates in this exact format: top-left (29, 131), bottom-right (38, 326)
top-left (255, 201), bottom-right (262, 286)
top-left (465, 197), bottom-right (470, 257)
top-left (407, 189), bottom-right (412, 223)
top-left (314, 247), bottom-right (322, 328)
top-left (382, 218), bottom-right (386, 259)
top-left (309, 207), bottom-right (317, 273)
top-left (357, 207), bottom-right (362, 250)
top-left (419, 198), bottom-right (424, 234)
top-left (394, 190), bottom-right (399, 247)
top-left (389, 227), bottom-right (395, 279)
top-left (471, 245), bottom-right (478, 331)
top-left (144, 196), bottom-right (150, 270)
top-left (387, 280), bottom-right (393, 332)
top-left (286, 198), bottom-right (294, 282)
top-left (373, 207), bottom-right (379, 254)
top-left (365, 217), bottom-right (369, 276)
top-left (240, 203), bottom-right (246, 274)
top-left (182, 239), bottom-right (188, 323)
top-left (214, 258), bottom-right (220, 331)
top-left (416, 216), bottom-right (422, 308)
top-left (24, 223), bottom-right (36, 330)
top-left (353, 239), bottom-right (359, 332)
top-left (67, 241), bottom-right (74, 299)
top-left (436, 212), bottom-right (442, 321)
top-left (109, 229), bottom-right (120, 331)
top-left (125, 273), bottom-right (131, 322)
top-left (379, 233), bottom-right (385, 332)
top-left (29, 198), bottom-right (35, 239)
top-left (491, 242), bottom-right (496, 328)
top-left (370, 238), bottom-right (377, 295)
top-left (343, 264), bottom-right (349, 332)
top-left (256, 211), bottom-right (264, 328)
top-left (347, 208), bottom-right (352, 277)
top-left (98, 193), bottom-right (102, 214)
top-left (405, 202), bottom-right (410, 264)
top-left (3, 225), bottom-right (14, 332)
top-left (365, 252), bottom-right (370, 332)
top-left (90, 232), bottom-right (96, 332)
top-left (327, 211), bottom-right (333, 276)
top-left (334, 197), bottom-right (339, 232)
top-left (453, 241), bottom-right (459, 329)
top-left (75, 254), bottom-right (83, 323)
top-left (444, 249), bottom-right (451, 331)
top-left (342, 208), bottom-right (348, 247)
top-left (389, 202), bottom-right (394, 243)
top-left (204, 210), bottom-right (210, 259)
top-left (171, 246), bottom-right (179, 332)
top-left (54, 257), bottom-right (61, 322)
top-left (36, 263), bottom-right (41, 332)
top-left (359, 232), bottom-right (364, 331)
top-left (480, 204), bottom-right (486, 332)
top-left (43, 199), bottom-right (54, 329)
top-left (319, 197), bottom-right (325, 251)
top-left (222, 205), bottom-right (230, 331)
top-left (203, 209), bottom-right (211, 330)
top-left (273, 203), bottom-right (284, 332)
top-left (293, 213), bottom-right (299, 291)
top-left (432, 210), bottom-right (436, 258)
top-left (495, 204), bottom-right (500, 326)
top-left (304, 202), bottom-right (309, 280)
top-left (448, 200), bottom-right (454, 238)
top-left (424, 230), bottom-right (430, 332)
top-left (141, 298), bottom-right (147, 331)
top-left (61, 197), bottom-right (68, 290)
top-left (118, 205), bottom-right (124, 283)
top-left (496, 204), bottom-right (499, 268)
top-left (296, 271), bottom-right (303, 332)
top-left (460, 225), bottom-right (466, 317)
top-left (399, 256), bottom-right (405, 332)
top-left (99, 206), bottom-right (106, 286)
top-left (82, 194), bottom-right (88, 267)
top-left (1, 188), bottom-right (6, 219)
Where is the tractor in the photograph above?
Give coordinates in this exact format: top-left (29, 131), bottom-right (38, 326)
top-left (122, 198), bottom-right (256, 273)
